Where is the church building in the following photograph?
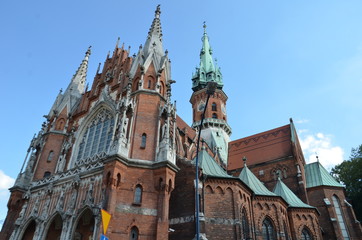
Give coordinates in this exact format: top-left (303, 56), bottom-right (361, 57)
top-left (1, 6), bottom-right (361, 240)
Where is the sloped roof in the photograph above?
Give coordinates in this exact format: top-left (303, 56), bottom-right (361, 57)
top-left (238, 165), bottom-right (276, 196)
top-left (192, 149), bottom-right (233, 178)
top-left (228, 124), bottom-right (292, 171)
top-left (273, 178), bottom-right (314, 208)
top-left (305, 162), bottom-right (344, 188)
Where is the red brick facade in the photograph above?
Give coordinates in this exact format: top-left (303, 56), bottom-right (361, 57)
top-left (1, 6), bottom-right (361, 240)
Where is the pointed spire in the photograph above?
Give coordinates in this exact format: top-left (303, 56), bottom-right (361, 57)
top-left (143, 4), bottom-right (164, 57)
top-left (115, 37), bottom-right (120, 49)
top-left (67, 46), bottom-right (91, 94)
top-left (200, 22), bottom-right (215, 73)
top-left (242, 156), bottom-right (247, 167)
top-left (192, 23), bottom-right (223, 92)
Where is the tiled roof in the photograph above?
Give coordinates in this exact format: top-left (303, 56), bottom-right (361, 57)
top-left (273, 178), bottom-right (314, 208)
top-left (192, 149), bottom-right (233, 178)
top-left (305, 162), bottom-right (344, 188)
top-left (238, 165), bottom-right (276, 196)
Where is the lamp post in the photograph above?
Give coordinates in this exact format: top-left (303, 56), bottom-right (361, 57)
top-left (195, 81), bottom-right (217, 240)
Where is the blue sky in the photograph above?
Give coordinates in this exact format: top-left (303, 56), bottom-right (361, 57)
top-left (1, 0), bottom-right (362, 226)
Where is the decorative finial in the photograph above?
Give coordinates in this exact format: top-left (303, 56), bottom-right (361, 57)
top-left (116, 37), bottom-right (120, 48)
top-left (155, 4), bottom-right (161, 18)
top-left (97, 63), bottom-right (101, 74)
top-left (59, 88), bottom-right (63, 94)
top-left (242, 156), bottom-right (247, 167)
top-left (316, 153), bottom-right (319, 162)
top-left (203, 21), bottom-right (207, 33)
top-left (86, 46), bottom-right (92, 55)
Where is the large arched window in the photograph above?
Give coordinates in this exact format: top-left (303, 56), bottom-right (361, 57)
top-left (332, 195), bottom-right (350, 239)
top-left (130, 226), bottom-right (139, 240)
top-left (301, 228), bottom-right (313, 240)
top-left (241, 208), bottom-right (250, 240)
top-left (77, 109), bottom-right (114, 161)
top-left (262, 217), bottom-right (276, 240)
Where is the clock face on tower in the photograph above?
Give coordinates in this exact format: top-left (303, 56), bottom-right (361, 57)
top-left (221, 104), bottom-right (226, 115)
top-left (198, 102), bottom-right (205, 112)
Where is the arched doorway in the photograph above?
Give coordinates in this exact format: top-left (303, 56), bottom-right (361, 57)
top-left (73, 208), bottom-right (95, 240)
top-left (21, 220), bottom-right (36, 240)
top-left (44, 214), bottom-right (63, 240)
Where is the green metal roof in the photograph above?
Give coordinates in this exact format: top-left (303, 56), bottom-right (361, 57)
top-left (192, 24), bottom-right (223, 91)
top-left (238, 165), bottom-right (276, 196)
top-left (305, 162), bottom-right (344, 188)
top-left (192, 149), bottom-right (233, 178)
top-left (273, 178), bottom-right (314, 208)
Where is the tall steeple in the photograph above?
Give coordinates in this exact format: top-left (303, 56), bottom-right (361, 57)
top-left (143, 4), bottom-right (164, 57)
top-left (192, 22), bottom-right (223, 92)
top-left (190, 24), bottom-right (231, 165)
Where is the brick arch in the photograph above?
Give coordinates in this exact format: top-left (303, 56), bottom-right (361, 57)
top-left (297, 224), bottom-right (316, 240)
top-left (55, 118), bottom-right (66, 131)
top-left (256, 202), bottom-right (263, 210)
top-left (264, 203), bottom-right (270, 211)
top-left (132, 77), bottom-right (141, 92)
top-left (215, 186), bottom-right (224, 194)
top-left (146, 75), bottom-right (155, 90)
top-left (225, 187), bottom-right (233, 195)
top-left (238, 190), bottom-right (242, 200)
top-left (205, 185), bottom-right (213, 194)
top-left (257, 214), bottom-right (279, 234)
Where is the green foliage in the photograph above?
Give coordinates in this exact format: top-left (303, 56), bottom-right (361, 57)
top-left (331, 144), bottom-right (362, 221)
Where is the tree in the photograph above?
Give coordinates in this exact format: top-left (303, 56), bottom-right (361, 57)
top-left (331, 144), bottom-right (362, 221)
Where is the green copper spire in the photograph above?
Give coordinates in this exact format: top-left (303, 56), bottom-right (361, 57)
top-left (192, 22), bottom-right (223, 92)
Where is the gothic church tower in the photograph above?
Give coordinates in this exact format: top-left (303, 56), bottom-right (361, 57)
top-left (190, 24), bottom-right (231, 165)
top-left (1, 6), bottom-right (177, 240)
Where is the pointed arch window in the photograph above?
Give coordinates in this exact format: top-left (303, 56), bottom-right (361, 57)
top-left (130, 226), bottom-right (139, 240)
top-left (262, 218), bottom-right (276, 240)
top-left (47, 151), bottom-right (54, 162)
top-left (76, 109), bottom-right (114, 161)
top-left (241, 208), bottom-right (250, 240)
top-left (134, 185), bottom-right (142, 204)
top-left (140, 133), bottom-right (147, 149)
top-left (301, 228), bottom-right (313, 240)
top-left (332, 195), bottom-right (350, 239)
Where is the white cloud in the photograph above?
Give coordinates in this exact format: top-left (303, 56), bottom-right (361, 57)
top-left (295, 119), bottom-right (310, 124)
top-left (0, 170), bottom-right (15, 200)
top-left (299, 132), bottom-right (344, 171)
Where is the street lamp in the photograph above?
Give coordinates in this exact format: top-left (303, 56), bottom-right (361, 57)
top-left (195, 81), bottom-right (217, 240)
